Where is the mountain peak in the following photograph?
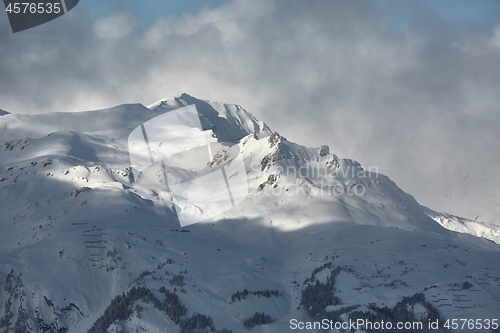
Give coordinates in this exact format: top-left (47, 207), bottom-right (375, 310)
top-left (148, 93), bottom-right (273, 143)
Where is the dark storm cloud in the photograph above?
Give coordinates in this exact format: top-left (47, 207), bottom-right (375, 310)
top-left (1, 0), bottom-right (499, 221)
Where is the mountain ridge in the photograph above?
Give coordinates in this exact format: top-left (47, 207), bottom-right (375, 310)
top-left (0, 94), bottom-right (499, 333)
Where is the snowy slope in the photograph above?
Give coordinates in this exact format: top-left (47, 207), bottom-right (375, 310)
top-left (423, 206), bottom-right (500, 245)
top-left (148, 93), bottom-right (272, 142)
top-left (0, 94), bottom-right (499, 333)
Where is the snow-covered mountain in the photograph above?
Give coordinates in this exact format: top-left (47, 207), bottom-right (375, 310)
top-left (0, 94), bottom-right (499, 333)
top-left (423, 207), bottom-right (500, 245)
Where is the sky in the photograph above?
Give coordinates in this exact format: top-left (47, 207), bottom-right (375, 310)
top-left (1, 0), bottom-right (500, 223)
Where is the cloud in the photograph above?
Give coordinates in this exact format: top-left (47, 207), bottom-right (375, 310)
top-left (453, 23), bottom-right (500, 55)
top-left (93, 12), bottom-right (137, 39)
top-left (1, 0), bottom-right (499, 222)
